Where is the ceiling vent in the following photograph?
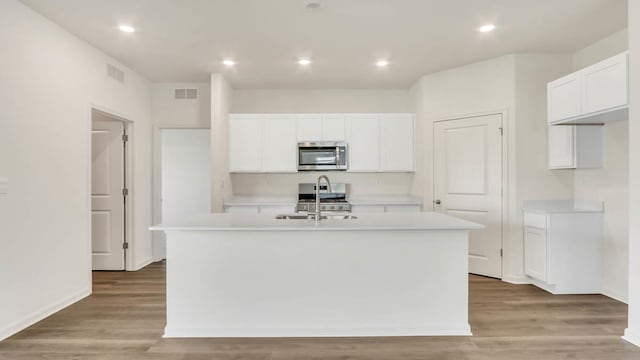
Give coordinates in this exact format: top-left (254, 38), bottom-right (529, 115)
top-left (175, 88), bottom-right (198, 100)
top-left (106, 63), bottom-right (125, 84)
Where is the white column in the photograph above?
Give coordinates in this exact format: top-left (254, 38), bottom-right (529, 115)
top-left (210, 74), bottom-right (233, 212)
top-left (624, 0), bottom-right (640, 347)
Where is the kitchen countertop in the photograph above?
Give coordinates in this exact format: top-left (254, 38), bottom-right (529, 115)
top-left (522, 200), bottom-right (604, 214)
top-left (150, 211), bottom-right (482, 232)
top-left (223, 195), bottom-right (423, 206)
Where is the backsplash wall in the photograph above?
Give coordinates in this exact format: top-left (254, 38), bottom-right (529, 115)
top-left (231, 173), bottom-right (415, 197)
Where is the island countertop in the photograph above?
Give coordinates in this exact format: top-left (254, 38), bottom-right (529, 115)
top-left (151, 211), bottom-right (483, 232)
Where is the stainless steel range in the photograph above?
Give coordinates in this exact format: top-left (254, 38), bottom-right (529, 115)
top-left (296, 183), bottom-right (351, 213)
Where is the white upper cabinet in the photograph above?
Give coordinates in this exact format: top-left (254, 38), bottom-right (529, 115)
top-left (296, 114), bottom-right (322, 142)
top-left (346, 114), bottom-right (380, 172)
top-left (231, 113), bottom-right (415, 173)
top-left (582, 53), bottom-right (629, 115)
top-left (547, 52), bottom-right (628, 125)
top-left (322, 114), bottom-right (347, 141)
top-left (263, 115), bottom-right (297, 172)
top-left (296, 114), bottom-right (345, 142)
top-left (229, 115), bottom-right (262, 172)
top-left (548, 73), bottom-right (582, 123)
top-left (380, 114), bottom-right (415, 172)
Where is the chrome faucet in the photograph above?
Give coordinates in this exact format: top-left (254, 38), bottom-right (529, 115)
top-left (314, 175), bottom-right (332, 222)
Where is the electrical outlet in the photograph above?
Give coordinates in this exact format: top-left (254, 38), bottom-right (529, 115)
top-left (0, 176), bottom-right (8, 194)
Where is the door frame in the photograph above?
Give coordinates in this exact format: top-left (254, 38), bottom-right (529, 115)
top-left (87, 104), bottom-right (133, 271)
top-left (152, 124), bottom-right (210, 262)
top-left (431, 109), bottom-right (509, 280)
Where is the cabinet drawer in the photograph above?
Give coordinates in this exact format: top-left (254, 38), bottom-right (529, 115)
top-left (524, 212), bottom-right (547, 229)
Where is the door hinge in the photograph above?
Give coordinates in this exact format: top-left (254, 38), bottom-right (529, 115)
top-left (500, 249), bottom-right (503, 257)
top-left (123, 242), bottom-right (129, 250)
top-left (122, 188), bottom-right (128, 196)
top-left (499, 127), bottom-right (503, 136)
top-left (122, 134), bottom-right (129, 142)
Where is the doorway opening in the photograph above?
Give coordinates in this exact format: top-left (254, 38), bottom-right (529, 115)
top-left (154, 128), bottom-right (211, 260)
top-left (91, 109), bottom-right (129, 271)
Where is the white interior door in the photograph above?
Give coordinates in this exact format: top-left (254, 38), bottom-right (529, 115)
top-left (434, 114), bottom-right (503, 278)
top-left (160, 129), bottom-right (211, 259)
top-left (91, 119), bottom-right (125, 270)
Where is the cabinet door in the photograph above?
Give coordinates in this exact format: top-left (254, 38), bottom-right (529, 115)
top-left (296, 114), bottom-right (322, 142)
top-left (322, 114), bottom-right (346, 141)
top-left (346, 115), bottom-right (380, 172)
top-left (524, 226), bottom-right (548, 282)
top-left (547, 73), bottom-right (582, 124)
top-left (229, 115), bottom-right (263, 172)
top-left (582, 52), bottom-right (628, 115)
top-left (548, 126), bottom-right (576, 169)
top-left (380, 114), bottom-right (414, 172)
top-left (263, 115), bottom-right (297, 172)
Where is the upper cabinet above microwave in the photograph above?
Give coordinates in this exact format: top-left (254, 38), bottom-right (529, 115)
top-left (228, 113), bottom-right (415, 173)
top-left (547, 51), bottom-right (628, 125)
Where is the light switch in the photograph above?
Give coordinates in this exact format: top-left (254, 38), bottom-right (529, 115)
top-left (0, 176), bottom-right (8, 194)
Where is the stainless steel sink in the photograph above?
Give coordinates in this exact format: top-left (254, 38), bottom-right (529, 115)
top-left (275, 214), bottom-right (358, 220)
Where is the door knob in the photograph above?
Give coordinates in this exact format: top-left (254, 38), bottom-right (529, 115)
top-left (434, 200), bottom-right (441, 205)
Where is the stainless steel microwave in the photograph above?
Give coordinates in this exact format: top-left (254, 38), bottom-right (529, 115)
top-left (297, 142), bottom-right (348, 171)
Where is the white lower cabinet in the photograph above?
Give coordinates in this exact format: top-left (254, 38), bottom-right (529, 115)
top-left (523, 210), bottom-right (603, 294)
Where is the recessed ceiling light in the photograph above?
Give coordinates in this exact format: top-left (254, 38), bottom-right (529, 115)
top-left (306, 0), bottom-right (321, 10)
top-left (298, 58), bottom-right (311, 66)
top-left (118, 25), bottom-right (136, 33)
top-left (478, 24), bottom-right (496, 33)
top-left (222, 59), bottom-right (236, 67)
top-left (376, 60), bottom-right (389, 68)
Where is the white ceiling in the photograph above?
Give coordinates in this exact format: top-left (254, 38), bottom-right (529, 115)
top-left (21, 0), bottom-right (627, 89)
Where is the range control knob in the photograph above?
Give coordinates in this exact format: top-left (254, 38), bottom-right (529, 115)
top-left (330, 205), bottom-right (335, 210)
top-left (338, 205), bottom-right (343, 210)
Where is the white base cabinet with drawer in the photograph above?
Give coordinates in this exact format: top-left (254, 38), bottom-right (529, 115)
top-left (523, 211), bottom-right (603, 294)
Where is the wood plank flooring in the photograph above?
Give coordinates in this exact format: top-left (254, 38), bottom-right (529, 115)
top-left (1, 261), bottom-right (639, 359)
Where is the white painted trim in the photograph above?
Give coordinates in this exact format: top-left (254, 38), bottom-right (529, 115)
top-left (623, 328), bottom-right (640, 347)
top-left (603, 287), bottom-right (628, 304)
top-left (431, 108), bottom-right (510, 280)
top-left (164, 324), bottom-right (472, 338)
top-left (501, 275), bottom-right (531, 285)
top-left (132, 257), bottom-right (154, 271)
top-left (0, 287), bottom-right (90, 341)
top-left (88, 104), bottom-right (133, 271)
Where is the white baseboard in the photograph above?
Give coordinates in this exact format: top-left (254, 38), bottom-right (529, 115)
top-left (623, 328), bottom-right (640, 347)
top-left (501, 275), bottom-right (531, 285)
top-left (603, 287), bottom-right (628, 304)
top-left (164, 323), bottom-right (473, 338)
top-left (0, 287), bottom-right (91, 341)
top-left (131, 257), bottom-right (153, 271)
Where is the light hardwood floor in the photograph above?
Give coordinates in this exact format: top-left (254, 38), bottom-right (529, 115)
top-left (1, 261), bottom-right (639, 359)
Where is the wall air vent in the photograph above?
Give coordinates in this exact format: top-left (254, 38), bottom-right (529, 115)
top-left (174, 88), bottom-right (198, 100)
top-left (106, 63), bottom-right (125, 84)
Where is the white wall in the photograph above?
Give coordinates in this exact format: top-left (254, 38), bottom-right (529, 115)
top-left (624, 0), bottom-right (640, 347)
top-left (229, 89), bottom-right (415, 198)
top-left (152, 82), bottom-right (211, 128)
top-left (211, 74), bottom-right (233, 212)
top-left (231, 89), bottom-right (413, 113)
top-left (0, 0), bottom-right (152, 341)
top-left (411, 54), bottom-right (575, 283)
top-left (572, 29), bottom-right (629, 302)
top-left (151, 82), bottom-right (211, 259)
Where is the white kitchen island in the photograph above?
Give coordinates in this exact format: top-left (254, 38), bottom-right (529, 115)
top-left (151, 212), bottom-right (482, 338)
